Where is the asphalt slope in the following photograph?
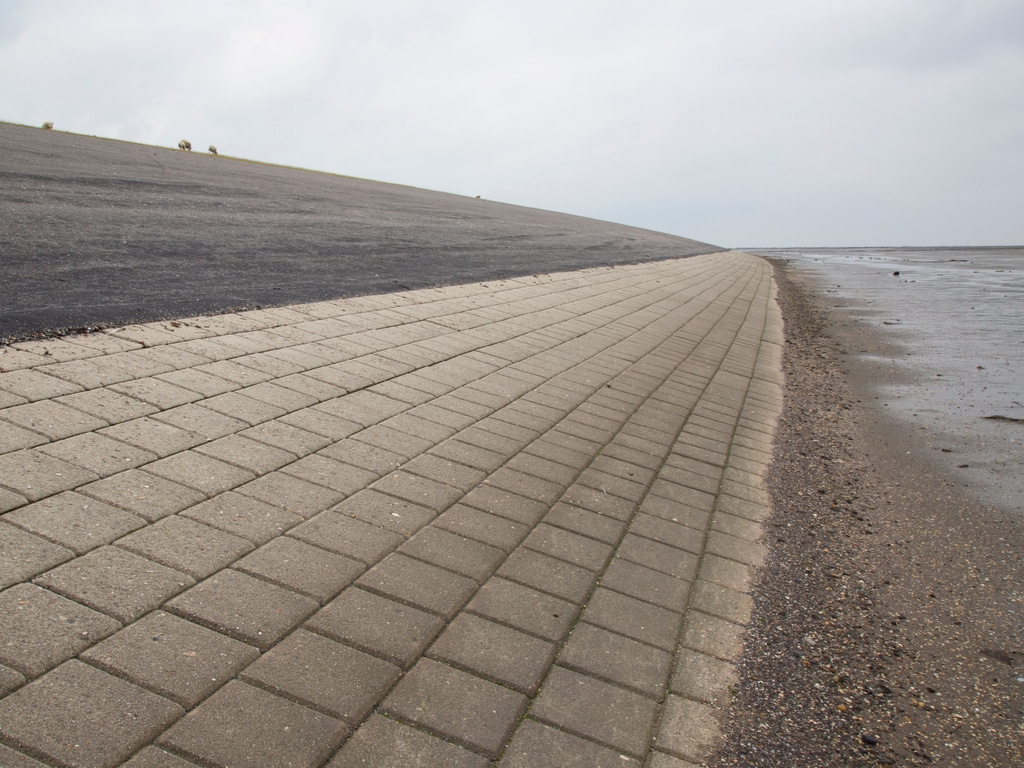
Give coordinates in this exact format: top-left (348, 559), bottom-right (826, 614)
top-left (1, 122), bottom-right (723, 343)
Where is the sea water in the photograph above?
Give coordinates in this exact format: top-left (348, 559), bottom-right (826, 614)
top-left (753, 247), bottom-right (1024, 514)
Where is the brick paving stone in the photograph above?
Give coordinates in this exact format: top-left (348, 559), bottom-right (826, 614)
top-left (499, 718), bottom-right (643, 768)
top-left (382, 657), bottom-right (527, 758)
top-left (502, 451), bottom-right (578, 489)
top-left (356, 553), bottom-right (477, 618)
top-left (13, 336), bottom-right (116, 363)
top-left (589, 454), bottom-right (658, 487)
top-left (78, 469), bottom-right (208, 522)
top-left (460, 484), bottom-right (549, 526)
top-left (575, 467), bottom-right (648, 503)
top-left (0, 419), bottom-right (47, 454)
top-left (697, 552), bottom-right (756, 594)
top-left (36, 357), bottom-right (129, 389)
top-left (180, 491), bottom-right (302, 545)
top-left (560, 484), bottom-right (635, 520)
top-left (616, 533), bottom-right (700, 581)
top-left (0, 663), bottom-right (26, 696)
top-left (407, 402), bottom-right (478, 431)
top-left (601, 557), bottom-right (691, 612)
top-left (319, 437), bottom-right (406, 475)
top-left (704, 529), bottom-right (767, 568)
top-left (601, 440), bottom-right (665, 472)
top-left (154, 367), bottom-right (239, 397)
top-left (150, 403), bottom-right (249, 442)
top-left (472, 414), bottom-right (541, 445)
top-left (530, 665), bottom-right (658, 758)
top-left (107, 376), bottom-right (205, 411)
top-left (329, 490), bottom-right (434, 540)
top-left (98, 416), bottom-right (203, 457)
top-left (652, 695), bottom-right (723, 764)
top-left (36, 546), bottom-right (194, 623)
top-left (0, 449), bottom-right (98, 502)
top-left (0, 743), bottom-right (45, 768)
top-left (690, 579), bottom-right (753, 625)
top-left (497, 548), bottom-right (595, 603)
top-left (380, 411), bottom-right (459, 445)
top-left (240, 418), bottom-right (331, 456)
top-left (523, 523), bottom-right (613, 571)
top-left (158, 680), bottom-right (346, 768)
top-left (370, 469), bottom-right (463, 511)
top-left (146, 450), bottom-right (256, 497)
top-left (328, 713), bottom-right (491, 768)
top-left (0, 485), bottom-right (28, 514)
top-left (543, 502), bottom-right (627, 544)
top-left (192, 433), bottom-right (296, 475)
top-left (559, 622), bottom-right (673, 697)
top-left (681, 610), bottom-right (745, 662)
top-left (289, 510), bottom-right (403, 564)
top-left (166, 569), bottom-right (318, 650)
top-left (398, 526), bottom-right (504, 582)
top-left (368, 379), bottom-right (436, 406)
top-left (484, 467), bottom-right (563, 505)
top-left (582, 588), bottom-right (681, 652)
top-left (116, 515), bottom-right (253, 579)
top-left (428, 612), bottom-right (556, 694)
top-left (234, 471), bottom-right (343, 519)
top-left (5, 491), bottom-right (145, 554)
top-left (0, 368), bottom-right (82, 401)
top-left (37, 431), bottom-right (157, 476)
top-left (80, 610), bottom-right (260, 708)
top-left (467, 577), bottom-right (578, 642)
top-left (317, 390), bottom-right (408, 426)
top-left (201, 390), bottom-right (287, 425)
top-left (670, 648), bottom-right (737, 708)
top-left (0, 660), bottom-right (183, 768)
top-left (240, 628), bottom-right (400, 723)
top-left (430, 436), bottom-right (510, 473)
top-left (121, 746), bottom-right (202, 768)
top-left (711, 509), bottom-right (764, 542)
top-left (629, 512), bottom-right (705, 552)
top-left (0, 520), bottom-right (73, 588)
top-left (239, 380), bottom-right (320, 411)
top-left (281, 453), bottom-right (378, 496)
top-left (278, 406), bottom-right (362, 441)
top-left (55, 388), bottom-right (157, 424)
top-left (650, 473), bottom-right (720, 502)
top-left (272, 371), bottom-right (347, 401)
top-left (523, 436), bottom-right (592, 472)
top-left (307, 587), bottom-right (445, 668)
top-left (0, 583), bottom-right (120, 677)
top-left (235, 536), bottom-right (364, 603)
top-left (715, 493), bottom-right (771, 523)
top-left (403, 452), bottom-right (487, 493)
top-left (434, 504), bottom-right (529, 551)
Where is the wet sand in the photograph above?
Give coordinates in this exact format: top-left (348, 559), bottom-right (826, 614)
top-left (717, 259), bottom-right (1023, 767)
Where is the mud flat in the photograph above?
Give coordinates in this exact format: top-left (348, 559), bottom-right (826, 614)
top-left (716, 258), bottom-right (1023, 767)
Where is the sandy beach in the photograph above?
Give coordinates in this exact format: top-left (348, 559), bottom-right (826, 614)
top-left (717, 259), bottom-right (1023, 766)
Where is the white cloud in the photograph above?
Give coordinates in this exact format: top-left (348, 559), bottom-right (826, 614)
top-left (2, 0), bottom-right (1022, 245)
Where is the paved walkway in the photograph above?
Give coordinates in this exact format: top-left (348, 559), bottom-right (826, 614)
top-left (0, 251), bottom-right (782, 768)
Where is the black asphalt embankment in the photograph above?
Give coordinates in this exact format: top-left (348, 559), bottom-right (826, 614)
top-left (0, 122), bottom-right (722, 343)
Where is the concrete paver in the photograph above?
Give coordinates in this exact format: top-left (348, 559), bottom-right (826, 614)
top-left (0, 251), bottom-right (783, 766)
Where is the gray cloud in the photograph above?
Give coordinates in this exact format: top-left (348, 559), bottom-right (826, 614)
top-left (3, 0), bottom-right (1021, 246)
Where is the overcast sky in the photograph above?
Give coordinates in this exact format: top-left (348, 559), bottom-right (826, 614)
top-left (2, 0), bottom-right (1022, 247)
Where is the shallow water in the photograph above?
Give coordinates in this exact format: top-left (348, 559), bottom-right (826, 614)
top-left (754, 247), bottom-right (1024, 514)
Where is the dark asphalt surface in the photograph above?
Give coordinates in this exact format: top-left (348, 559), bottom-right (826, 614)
top-left (1, 122), bottom-right (722, 343)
